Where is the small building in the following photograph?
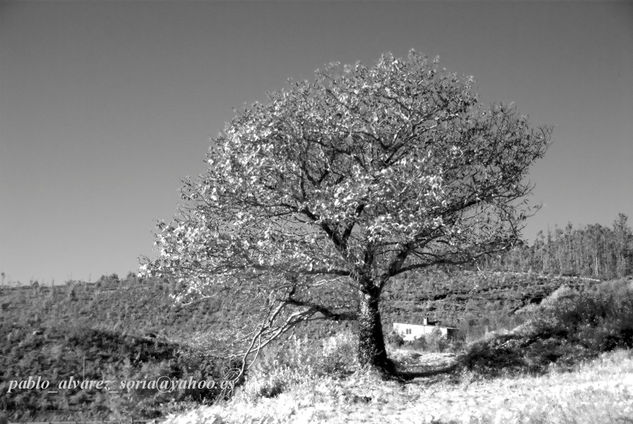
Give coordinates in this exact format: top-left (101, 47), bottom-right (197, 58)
top-left (393, 318), bottom-right (458, 341)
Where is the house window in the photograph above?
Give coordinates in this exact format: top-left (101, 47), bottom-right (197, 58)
top-left (405, 328), bottom-right (411, 335)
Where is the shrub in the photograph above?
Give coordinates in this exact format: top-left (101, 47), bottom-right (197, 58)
top-left (530, 279), bottom-right (633, 349)
top-left (385, 331), bottom-right (404, 347)
top-left (239, 330), bottom-right (358, 401)
top-left (403, 329), bottom-right (452, 352)
top-left (409, 336), bottom-right (427, 351)
top-left (320, 330), bottom-right (358, 375)
top-left (426, 328), bottom-right (449, 352)
top-left (460, 279), bottom-right (633, 375)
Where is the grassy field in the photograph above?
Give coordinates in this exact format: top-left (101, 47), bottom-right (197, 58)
top-left (161, 348), bottom-right (633, 424)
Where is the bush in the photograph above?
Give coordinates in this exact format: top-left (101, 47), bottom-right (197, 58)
top-left (240, 331), bottom-right (358, 401)
top-left (426, 328), bottom-right (450, 352)
top-left (385, 331), bottom-right (404, 347)
top-left (403, 329), bottom-right (451, 352)
top-left (409, 336), bottom-right (427, 351)
top-left (459, 279), bottom-right (633, 376)
top-left (530, 279), bottom-right (633, 349)
top-left (320, 331), bottom-right (358, 375)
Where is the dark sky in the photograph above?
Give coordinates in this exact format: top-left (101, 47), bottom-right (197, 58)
top-left (1, 1), bottom-right (632, 284)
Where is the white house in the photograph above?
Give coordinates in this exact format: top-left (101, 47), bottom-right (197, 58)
top-left (393, 318), bottom-right (458, 341)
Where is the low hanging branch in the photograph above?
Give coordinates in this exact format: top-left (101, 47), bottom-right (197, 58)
top-left (230, 286), bottom-right (357, 384)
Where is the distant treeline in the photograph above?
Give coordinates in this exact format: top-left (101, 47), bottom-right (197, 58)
top-left (2, 215), bottom-right (632, 288)
top-left (479, 213), bottom-right (633, 280)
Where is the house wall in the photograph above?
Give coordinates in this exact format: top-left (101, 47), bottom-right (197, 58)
top-left (392, 322), bottom-right (452, 341)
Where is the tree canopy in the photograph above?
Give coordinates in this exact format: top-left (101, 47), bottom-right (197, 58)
top-left (141, 51), bottom-right (551, 372)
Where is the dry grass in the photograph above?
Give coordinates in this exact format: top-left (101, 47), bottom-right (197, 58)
top-left (161, 346), bottom-right (633, 424)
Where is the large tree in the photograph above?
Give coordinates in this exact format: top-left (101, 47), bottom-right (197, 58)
top-left (141, 51), bottom-right (550, 373)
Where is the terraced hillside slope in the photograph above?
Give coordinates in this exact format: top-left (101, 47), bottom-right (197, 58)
top-left (382, 270), bottom-right (601, 331)
top-left (0, 270), bottom-right (604, 420)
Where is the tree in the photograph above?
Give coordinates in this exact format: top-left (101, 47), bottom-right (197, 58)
top-left (141, 51), bottom-right (551, 373)
top-left (613, 213), bottom-right (632, 278)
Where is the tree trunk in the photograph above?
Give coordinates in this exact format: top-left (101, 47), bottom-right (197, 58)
top-left (357, 287), bottom-right (392, 373)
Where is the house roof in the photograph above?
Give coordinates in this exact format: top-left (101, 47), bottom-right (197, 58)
top-left (393, 321), bottom-right (458, 330)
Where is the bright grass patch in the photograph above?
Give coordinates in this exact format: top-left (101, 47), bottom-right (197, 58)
top-left (161, 349), bottom-right (633, 424)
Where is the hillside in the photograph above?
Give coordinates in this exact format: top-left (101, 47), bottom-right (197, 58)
top-left (0, 270), bottom-right (609, 420)
top-left (1, 270), bottom-right (600, 343)
top-left (1, 277), bottom-right (221, 343)
top-left (382, 270), bottom-right (601, 335)
top-left (0, 326), bottom-right (225, 420)
top-left (0, 278), bottom-right (234, 420)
